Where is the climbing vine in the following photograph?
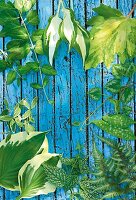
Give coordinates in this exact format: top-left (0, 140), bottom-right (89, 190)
top-left (0, 0), bottom-right (135, 200)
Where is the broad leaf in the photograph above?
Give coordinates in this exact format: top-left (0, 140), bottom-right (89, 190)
top-left (92, 114), bottom-right (135, 140)
top-left (27, 10), bottom-right (39, 26)
top-left (112, 63), bottom-right (136, 78)
top-left (32, 29), bottom-right (44, 42)
top-left (43, 15), bottom-right (62, 65)
top-left (0, 131), bottom-right (48, 190)
top-left (6, 70), bottom-right (17, 85)
top-left (85, 4), bottom-right (136, 69)
top-left (17, 154), bottom-right (61, 199)
top-left (105, 79), bottom-right (121, 94)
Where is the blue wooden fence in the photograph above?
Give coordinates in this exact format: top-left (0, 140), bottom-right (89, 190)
top-left (0, 0), bottom-right (135, 199)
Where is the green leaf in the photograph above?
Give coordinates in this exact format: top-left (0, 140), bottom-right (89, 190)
top-left (93, 4), bottom-right (123, 18)
top-left (0, 60), bottom-right (11, 72)
top-left (14, 0), bottom-right (36, 12)
top-left (22, 110), bottom-right (31, 120)
top-left (18, 65), bottom-right (31, 75)
top-left (25, 62), bottom-right (39, 72)
top-left (112, 63), bottom-right (136, 78)
top-left (0, 115), bottom-right (12, 122)
top-left (105, 79), bottom-right (121, 93)
top-left (30, 83), bottom-right (42, 89)
top-left (43, 77), bottom-right (49, 87)
top-left (24, 123), bottom-right (35, 133)
top-left (120, 87), bottom-right (134, 104)
top-left (92, 114), bottom-right (135, 140)
top-left (32, 29), bottom-right (44, 42)
top-left (72, 121), bottom-right (80, 126)
top-left (61, 8), bottom-right (77, 49)
top-left (35, 40), bottom-right (44, 55)
top-left (88, 87), bottom-right (102, 101)
top-left (85, 6), bottom-right (136, 69)
top-left (7, 40), bottom-right (30, 61)
top-left (42, 65), bottom-right (57, 76)
top-left (31, 97), bottom-right (38, 109)
top-left (6, 70), bottom-right (17, 85)
top-left (14, 105), bottom-right (21, 118)
top-left (43, 15), bottom-right (62, 65)
top-left (27, 10), bottom-right (39, 26)
top-left (0, 131), bottom-right (47, 190)
top-left (19, 99), bottom-right (30, 109)
top-left (17, 153), bottom-right (60, 199)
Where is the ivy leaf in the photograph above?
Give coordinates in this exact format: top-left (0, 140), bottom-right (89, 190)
top-left (6, 70), bottom-right (17, 85)
top-left (17, 154), bottom-right (61, 199)
top-left (27, 10), bottom-right (39, 26)
top-left (35, 40), bottom-right (44, 55)
top-left (43, 15), bottom-right (62, 65)
top-left (105, 79), bottom-right (121, 94)
top-left (0, 115), bottom-right (12, 122)
top-left (85, 5), bottom-right (136, 69)
top-left (92, 114), bottom-right (135, 140)
top-left (7, 40), bottom-right (30, 60)
top-left (0, 131), bottom-right (47, 190)
top-left (31, 97), bottom-right (38, 109)
top-left (32, 29), bottom-right (44, 42)
top-left (61, 8), bottom-right (77, 49)
top-left (42, 65), bottom-right (57, 76)
top-left (88, 87), bottom-right (102, 101)
top-left (30, 83), bottom-right (42, 89)
top-left (14, 0), bottom-right (36, 12)
top-left (43, 77), bottom-right (49, 87)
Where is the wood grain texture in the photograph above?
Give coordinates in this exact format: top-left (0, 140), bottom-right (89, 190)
top-left (0, 0), bottom-right (135, 199)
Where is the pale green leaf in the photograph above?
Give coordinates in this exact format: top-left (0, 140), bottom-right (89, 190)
top-left (14, 0), bottom-right (36, 12)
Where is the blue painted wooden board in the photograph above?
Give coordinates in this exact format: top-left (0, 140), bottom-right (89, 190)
top-left (0, 0), bottom-right (135, 199)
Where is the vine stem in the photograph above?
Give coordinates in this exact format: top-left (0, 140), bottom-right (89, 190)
top-left (19, 12), bottom-right (50, 103)
top-left (80, 98), bottom-right (109, 130)
top-left (127, 4), bottom-right (136, 17)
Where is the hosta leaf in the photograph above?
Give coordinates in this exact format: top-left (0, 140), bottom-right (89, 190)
top-left (14, 0), bottom-right (36, 12)
top-left (74, 24), bottom-right (90, 64)
top-left (41, 65), bottom-right (57, 76)
top-left (92, 114), bottom-right (135, 140)
top-left (6, 70), bottom-right (17, 85)
top-left (61, 8), bottom-right (76, 49)
top-left (43, 15), bottom-right (62, 65)
top-left (105, 79), bottom-right (121, 93)
top-left (0, 131), bottom-right (47, 190)
top-left (27, 10), bottom-right (39, 26)
top-left (85, 4), bottom-right (136, 69)
top-left (88, 87), bottom-right (102, 101)
top-left (17, 154), bottom-right (61, 199)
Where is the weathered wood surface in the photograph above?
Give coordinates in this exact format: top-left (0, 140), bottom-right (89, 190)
top-left (0, 0), bottom-right (135, 199)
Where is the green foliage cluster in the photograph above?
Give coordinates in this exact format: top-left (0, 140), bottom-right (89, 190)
top-left (0, 0), bottom-right (135, 200)
top-left (0, 97), bottom-right (38, 133)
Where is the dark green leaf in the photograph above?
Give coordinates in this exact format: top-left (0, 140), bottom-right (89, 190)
top-left (42, 65), bottom-right (57, 76)
top-left (27, 10), bottom-right (39, 26)
top-left (105, 79), bottom-right (121, 93)
top-left (43, 77), bottom-right (49, 87)
top-left (32, 29), bottom-right (44, 42)
top-left (30, 83), bottom-right (42, 89)
top-left (25, 62), bottom-right (39, 72)
top-left (88, 87), bottom-right (102, 101)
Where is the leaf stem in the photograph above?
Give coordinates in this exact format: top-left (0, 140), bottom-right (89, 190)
top-left (127, 4), bottom-right (136, 17)
top-left (19, 12), bottom-right (50, 103)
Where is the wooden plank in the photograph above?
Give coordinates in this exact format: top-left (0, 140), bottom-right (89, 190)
top-left (86, 0), bottom-right (102, 164)
top-left (70, 0), bottom-right (87, 158)
top-left (38, 0), bottom-right (55, 200)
